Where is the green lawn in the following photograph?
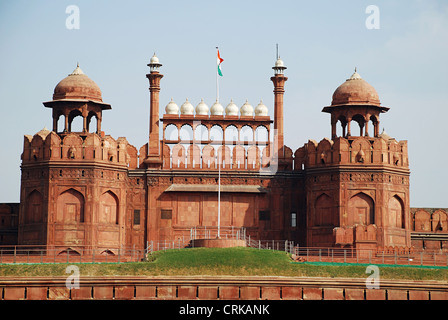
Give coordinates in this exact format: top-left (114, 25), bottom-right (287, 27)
top-left (0, 247), bottom-right (447, 281)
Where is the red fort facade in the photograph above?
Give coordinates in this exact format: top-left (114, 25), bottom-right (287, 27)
top-left (4, 54), bottom-right (444, 255)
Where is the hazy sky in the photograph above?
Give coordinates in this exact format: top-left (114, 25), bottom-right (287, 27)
top-left (0, 0), bottom-right (447, 207)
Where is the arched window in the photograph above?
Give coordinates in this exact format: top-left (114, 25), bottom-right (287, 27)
top-left (240, 125), bottom-right (253, 143)
top-left (210, 125), bottom-right (223, 142)
top-left (68, 110), bottom-right (84, 133)
top-left (337, 115), bottom-right (347, 137)
top-left (255, 126), bottom-right (268, 143)
top-left (194, 124), bottom-right (208, 142)
top-left (225, 125), bottom-right (238, 145)
top-left (351, 114), bottom-right (365, 136)
top-left (164, 124), bottom-right (178, 141)
top-left (87, 111), bottom-right (99, 133)
top-left (179, 124), bottom-right (194, 143)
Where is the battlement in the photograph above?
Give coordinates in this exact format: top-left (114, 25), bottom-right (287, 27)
top-left (294, 135), bottom-right (409, 170)
top-left (21, 129), bottom-right (139, 169)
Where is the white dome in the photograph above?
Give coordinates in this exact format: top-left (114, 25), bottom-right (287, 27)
top-left (165, 98), bottom-right (179, 115)
top-left (180, 99), bottom-right (194, 115)
top-left (240, 99), bottom-right (254, 116)
top-left (275, 58), bottom-right (284, 67)
top-left (150, 53), bottom-right (160, 64)
top-left (195, 99), bottom-right (209, 115)
top-left (210, 100), bottom-right (224, 116)
top-left (225, 99), bottom-right (239, 116)
top-left (255, 100), bottom-right (268, 116)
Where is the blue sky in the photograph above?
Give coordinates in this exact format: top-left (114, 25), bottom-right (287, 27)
top-left (0, 0), bottom-right (447, 206)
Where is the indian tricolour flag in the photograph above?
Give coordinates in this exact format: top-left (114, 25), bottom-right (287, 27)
top-left (217, 48), bottom-right (224, 76)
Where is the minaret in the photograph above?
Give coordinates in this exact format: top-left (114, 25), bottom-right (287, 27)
top-left (145, 53), bottom-right (164, 168)
top-left (270, 56), bottom-right (288, 162)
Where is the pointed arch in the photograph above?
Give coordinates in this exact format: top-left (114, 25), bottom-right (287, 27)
top-left (347, 192), bottom-right (374, 226)
top-left (99, 191), bottom-right (119, 224)
top-left (432, 210), bottom-right (447, 232)
top-left (314, 193), bottom-right (336, 226)
top-left (56, 188), bottom-right (85, 223)
top-left (388, 195), bottom-right (405, 228)
top-left (172, 144), bottom-right (186, 168)
top-left (68, 109), bottom-right (84, 133)
top-left (179, 124), bottom-right (194, 142)
top-left (351, 114), bottom-right (366, 136)
top-left (25, 190), bottom-right (44, 224)
top-left (414, 209), bottom-right (430, 231)
top-left (232, 145), bottom-right (246, 169)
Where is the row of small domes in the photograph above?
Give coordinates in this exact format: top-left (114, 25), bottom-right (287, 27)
top-left (165, 99), bottom-right (269, 116)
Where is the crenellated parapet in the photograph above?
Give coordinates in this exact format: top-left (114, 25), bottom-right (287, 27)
top-left (411, 208), bottom-right (448, 232)
top-left (294, 134), bottom-right (409, 170)
top-left (21, 129), bottom-right (139, 169)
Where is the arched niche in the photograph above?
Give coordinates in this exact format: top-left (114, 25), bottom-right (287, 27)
top-left (99, 191), bottom-right (119, 224)
top-left (347, 192), bottom-right (374, 226)
top-left (179, 124), bottom-right (194, 142)
top-left (56, 189), bottom-right (85, 223)
top-left (414, 210), bottom-right (430, 231)
top-left (388, 195), bottom-right (405, 228)
top-left (314, 193), bottom-right (336, 226)
top-left (202, 145), bottom-right (215, 169)
top-left (432, 210), bottom-right (448, 232)
top-left (25, 190), bottom-right (43, 224)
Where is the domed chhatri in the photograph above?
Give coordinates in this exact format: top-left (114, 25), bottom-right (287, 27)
top-left (148, 53), bottom-right (162, 72)
top-left (255, 100), bottom-right (268, 116)
top-left (165, 98), bottom-right (179, 115)
top-left (180, 99), bottom-right (194, 115)
top-left (210, 100), bottom-right (224, 116)
top-left (331, 69), bottom-right (380, 107)
top-left (225, 99), bottom-right (239, 116)
top-left (53, 64), bottom-right (103, 102)
top-left (240, 99), bottom-right (254, 116)
top-left (322, 69), bottom-right (389, 139)
top-left (195, 99), bottom-right (209, 115)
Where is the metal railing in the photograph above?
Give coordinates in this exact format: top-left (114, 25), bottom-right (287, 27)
top-left (3, 234), bottom-right (448, 268)
top-left (293, 246), bottom-right (448, 267)
top-left (0, 245), bottom-right (147, 264)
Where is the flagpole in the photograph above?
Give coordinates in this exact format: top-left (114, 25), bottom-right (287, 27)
top-left (216, 46), bottom-right (222, 239)
top-left (218, 151), bottom-right (221, 238)
top-left (216, 47), bottom-right (219, 102)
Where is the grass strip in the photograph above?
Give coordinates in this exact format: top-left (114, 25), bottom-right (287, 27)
top-left (0, 247), bottom-right (446, 281)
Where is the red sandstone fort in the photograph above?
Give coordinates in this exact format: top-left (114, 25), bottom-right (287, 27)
top-left (0, 54), bottom-right (446, 255)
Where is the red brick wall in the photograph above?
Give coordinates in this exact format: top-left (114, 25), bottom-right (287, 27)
top-left (0, 277), bottom-right (445, 300)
